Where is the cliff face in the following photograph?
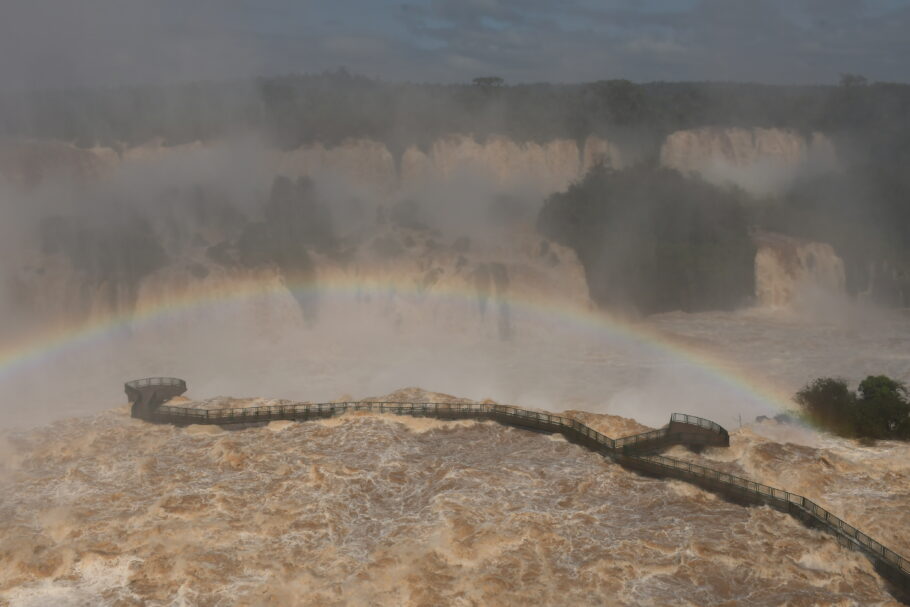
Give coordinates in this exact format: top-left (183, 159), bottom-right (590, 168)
top-left (660, 127), bottom-right (837, 195)
top-left (0, 134), bottom-right (605, 331)
top-left (4, 128), bottom-right (840, 200)
top-left (754, 233), bottom-right (846, 308)
top-left (0, 131), bottom-right (851, 328)
top-left (0, 128), bottom-right (842, 197)
top-left (862, 260), bottom-right (910, 308)
top-left (0, 135), bottom-right (627, 197)
top-left (0, 140), bottom-right (118, 188)
top-left (16, 226), bottom-right (848, 327)
top-left (276, 134), bottom-right (622, 195)
top-left (9, 187), bottom-right (591, 339)
top-left (279, 139), bottom-right (399, 194)
top-left (402, 136), bottom-right (582, 194)
top-left (581, 136), bottom-right (624, 173)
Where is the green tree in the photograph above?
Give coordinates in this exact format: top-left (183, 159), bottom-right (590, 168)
top-left (794, 375), bottom-right (910, 440)
top-left (855, 375), bottom-right (910, 439)
top-left (794, 377), bottom-right (856, 435)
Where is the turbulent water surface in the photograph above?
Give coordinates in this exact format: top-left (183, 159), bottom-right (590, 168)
top-left (1, 388), bottom-right (908, 606)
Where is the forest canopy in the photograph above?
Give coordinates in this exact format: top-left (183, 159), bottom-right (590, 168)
top-left (2, 71), bottom-right (909, 159)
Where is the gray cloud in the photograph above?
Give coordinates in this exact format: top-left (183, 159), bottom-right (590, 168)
top-left (0, 0), bottom-right (907, 89)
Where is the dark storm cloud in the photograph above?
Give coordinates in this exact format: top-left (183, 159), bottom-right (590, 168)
top-left (0, 0), bottom-right (908, 89)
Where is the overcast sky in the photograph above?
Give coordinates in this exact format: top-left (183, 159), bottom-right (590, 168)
top-left (2, 0), bottom-right (909, 90)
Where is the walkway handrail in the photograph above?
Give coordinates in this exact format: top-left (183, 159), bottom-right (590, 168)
top-left (152, 401), bottom-right (727, 453)
top-left (626, 452), bottom-right (909, 575)
top-left (671, 412), bottom-right (727, 435)
top-left (137, 392), bottom-right (909, 591)
top-left (126, 377), bottom-right (187, 390)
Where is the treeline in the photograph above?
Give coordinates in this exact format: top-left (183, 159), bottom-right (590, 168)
top-left (6, 71), bottom-right (910, 313)
top-left (796, 376), bottom-right (910, 440)
top-left (2, 70), bottom-right (909, 159)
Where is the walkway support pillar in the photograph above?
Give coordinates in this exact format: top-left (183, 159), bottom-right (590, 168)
top-left (125, 377), bottom-right (188, 420)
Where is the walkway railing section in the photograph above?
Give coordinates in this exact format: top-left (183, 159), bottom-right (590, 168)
top-left (146, 397), bottom-right (909, 584)
top-left (671, 412), bottom-right (726, 434)
top-left (126, 377), bottom-right (187, 390)
top-left (153, 401), bottom-right (726, 451)
top-left (627, 453), bottom-right (909, 576)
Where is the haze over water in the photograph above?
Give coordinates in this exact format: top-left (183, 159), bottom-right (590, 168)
top-left (2, 1), bottom-right (910, 605)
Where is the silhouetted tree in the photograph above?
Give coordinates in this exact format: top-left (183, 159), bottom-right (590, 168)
top-left (839, 73), bottom-right (868, 87)
top-left (855, 375), bottom-right (910, 438)
top-left (472, 76), bottom-right (504, 87)
top-left (795, 377), bottom-right (856, 435)
top-left (795, 375), bottom-right (910, 440)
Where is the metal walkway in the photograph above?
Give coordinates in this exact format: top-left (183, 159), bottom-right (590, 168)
top-left (126, 377), bottom-right (910, 599)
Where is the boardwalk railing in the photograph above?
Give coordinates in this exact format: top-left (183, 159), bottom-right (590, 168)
top-left (126, 377), bottom-right (187, 390)
top-left (623, 452), bottom-right (910, 579)
top-left (127, 381), bottom-right (908, 595)
top-left (152, 402), bottom-right (729, 452)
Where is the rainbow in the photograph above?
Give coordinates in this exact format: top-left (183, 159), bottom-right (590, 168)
top-left (0, 271), bottom-right (796, 412)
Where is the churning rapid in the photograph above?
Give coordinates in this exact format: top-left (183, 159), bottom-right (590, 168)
top-left (1, 389), bottom-right (909, 605)
top-left (1, 121), bottom-right (909, 606)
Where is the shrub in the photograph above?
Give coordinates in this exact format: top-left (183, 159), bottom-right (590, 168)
top-left (795, 377), bottom-right (856, 436)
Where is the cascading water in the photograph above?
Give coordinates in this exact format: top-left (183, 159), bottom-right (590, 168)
top-left (754, 232), bottom-right (847, 308)
top-left (2, 131), bottom-right (910, 605)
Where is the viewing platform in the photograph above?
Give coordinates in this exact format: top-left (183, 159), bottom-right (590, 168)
top-left (125, 377), bottom-right (909, 600)
top-left (124, 377), bottom-right (187, 419)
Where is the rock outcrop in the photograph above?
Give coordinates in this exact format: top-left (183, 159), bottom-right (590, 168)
top-left (1, 135), bottom-right (628, 197)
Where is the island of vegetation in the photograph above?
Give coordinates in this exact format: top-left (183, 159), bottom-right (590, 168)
top-left (796, 375), bottom-right (910, 440)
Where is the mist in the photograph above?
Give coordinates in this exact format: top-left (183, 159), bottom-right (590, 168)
top-left (1, 75), bottom-right (910, 423)
top-left (3, 3), bottom-right (910, 605)
top-left (2, 92), bottom-right (909, 430)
